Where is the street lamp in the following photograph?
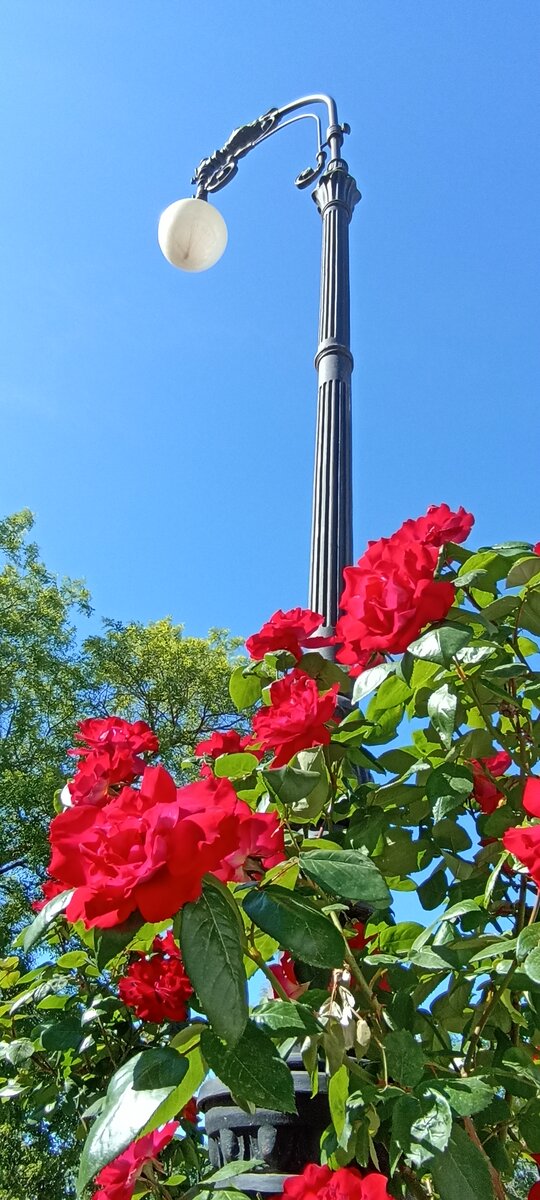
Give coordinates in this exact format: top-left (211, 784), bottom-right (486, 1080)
top-left (158, 95), bottom-right (360, 639)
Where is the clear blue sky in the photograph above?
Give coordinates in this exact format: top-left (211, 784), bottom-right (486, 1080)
top-left (1, 2), bottom-right (539, 641)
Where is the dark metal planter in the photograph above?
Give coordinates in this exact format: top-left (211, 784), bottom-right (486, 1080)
top-left (198, 1054), bottom-right (330, 1197)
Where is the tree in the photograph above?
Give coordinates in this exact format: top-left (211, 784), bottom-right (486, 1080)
top-left (0, 511), bottom-right (243, 1200)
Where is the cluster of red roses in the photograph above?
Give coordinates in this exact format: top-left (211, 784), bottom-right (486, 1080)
top-left (92, 1137), bottom-right (391, 1200)
top-left (276, 1163), bottom-right (392, 1200)
top-left (118, 930), bottom-right (193, 1023)
top-left (43, 717), bottom-right (285, 929)
top-left (334, 502), bottom-right (474, 674)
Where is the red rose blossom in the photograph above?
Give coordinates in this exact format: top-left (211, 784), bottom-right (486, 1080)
top-left (274, 1163), bottom-right (392, 1200)
top-left (47, 766), bottom-right (283, 928)
top-left (246, 607), bottom-right (327, 661)
top-left (118, 931), bottom-right (193, 1023)
top-left (67, 717), bottom-right (159, 807)
top-left (529, 1185), bottom-right (540, 1200)
top-left (181, 1098), bottom-right (198, 1124)
top-left (336, 538), bottom-right (455, 661)
top-left (194, 729), bottom-right (262, 760)
top-left (533, 543), bottom-right (540, 556)
top-left (392, 502), bottom-right (474, 549)
top-left (471, 751), bottom-right (512, 814)
top-left (92, 1122), bottom-right (178, 1200)
top-left (523, 777), bottom-right (540, 817)
top-left (251, 669), bottom-right (339, 769)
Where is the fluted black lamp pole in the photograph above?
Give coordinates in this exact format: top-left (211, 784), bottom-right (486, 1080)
top-left (158, 95), bottom-right (360, 635)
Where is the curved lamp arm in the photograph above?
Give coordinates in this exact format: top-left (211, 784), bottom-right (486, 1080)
top-left (192, 93), bottom-right (350, 199)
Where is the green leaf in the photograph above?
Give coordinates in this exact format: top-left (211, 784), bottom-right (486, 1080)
top-left (229, 667), bottom-right (262, 711)
top-left (519, 1099), bottom-right (540, 1152)
top-left (328, 1064), bottom-right (349, 1143)
top-left (254, 1000), bottom-right (320, 1037)
top-left (352, 663), bottom-right (394, 703)
top-left (431, 1077), bottom-right (496, 1117)
top-left (262, 762), bottom-right (329, 822)
top-left (390, 1088), bottom-right (452, 1170)
top-left (201, 1022), bottom-right (296, 1113)
top-left (408, 623), bottom-right (473, 666)
top-left (426, 763), bottom-right (473, 820)
top-left (243, 885), bottom-right (344, 968)
top-left (180, 878), bottom-right (248, 1046)
top-left (0, 1038), bottom-right (35, 1066)
top-left (517, 924), bottom-right (540, 961)
top-left (77, 1047), bottom-right (188, 1191)
top-left (214, 753), bottom-right (260, 779)
top-left (520, 590), bottom-right (540, 637)
top-left (140, 1044), bottom-right (206, 1138)
top-left (430, 1122), bottom-right (493, 1200)
top-left (385, 1030), bottom-right (425, 1087)
top-left (427, 684), bottom-right (457, 748)
top-left (299, 849), bottom-right (391, 908)
top-left (507, 557), bottom-right (540, 587)
top-left (418, 869), bottom-right (448, 911)
top-left (298, 652), bottom-right (351, 694)
top-left (524, 946), bottom-right (540, 984)
top-left (95, 918), bottom-right (141, 971)
top-left (19, 889), bottom-right (74, 952)
top-left (41, 1017), bottom-right (82, 1051)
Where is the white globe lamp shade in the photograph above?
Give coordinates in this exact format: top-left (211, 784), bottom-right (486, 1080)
top-left (158, 197), bottom-right (228, 272)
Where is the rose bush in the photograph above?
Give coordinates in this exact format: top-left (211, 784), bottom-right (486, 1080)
top-left (4, 503), bottom-right (540, 1200)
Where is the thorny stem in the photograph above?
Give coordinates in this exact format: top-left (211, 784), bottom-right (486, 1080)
top-left (329, 912), bottom-right (385, 1027)
top-left (247, 946), bottom-right (291, 1002)
top-left (463, 960), bottom-right (519, 1072)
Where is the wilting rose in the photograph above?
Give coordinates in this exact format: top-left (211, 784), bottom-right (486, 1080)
top-left (471, 751), bottom-right (512, 814)
top-left (246, 607), bottom-right (327, 661)
top-left (92, 1122), bottom-right (178, 1200)
top-left (251, 669), bottom-right (339, 769)
top-left (118, 931), bottom-right (193, 1023)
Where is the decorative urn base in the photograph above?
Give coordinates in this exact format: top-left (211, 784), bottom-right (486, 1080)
top-left (198, 1055), bottom-right (330, 1196)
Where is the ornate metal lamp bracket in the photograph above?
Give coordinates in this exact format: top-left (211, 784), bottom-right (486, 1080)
top-left (191, 94), bottom-right (350, 198)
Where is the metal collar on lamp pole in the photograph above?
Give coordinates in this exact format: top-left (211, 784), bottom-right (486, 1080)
top-left (158, 95), bottom-right (360, 642)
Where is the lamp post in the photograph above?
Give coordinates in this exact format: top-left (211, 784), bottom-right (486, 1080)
top-left (158, 95), bottom-right (360, 638)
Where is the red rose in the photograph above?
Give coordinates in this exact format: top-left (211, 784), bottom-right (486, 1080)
top-left (533, 544), bottom-right (540, 556)
top-left (503, 823), bottom-right (540, 886)
top-left (181, 1098), bottom-right (198, 1125)
top-left (246, 607), bottom-right (327, 661)
top-left (48, 767), bottom-right (246, 928)
top-left (67, 717), bottom-right (159, 807)
top-left (269, 953), bottom-right (308, 1000)
top-left (92, 1122), bottom-right (178, 1200)
top-left (118, 932), bottom-right (193, 1023)
top-left (275, 1163), bottom-right (392, 1200)
top-left (214, 807), bottom-right (285, 882)
top-left (392, 502), bottom-right (474, 549)
top-left (31, 878), bottom-right (67, 913)
top-left (523, 777), bottom-right (540, 817)
top-left (48, 766), bottom-right (284, 929)
top-left (529, 1184), bottom-right (540, 1200)
top-left (251, 669), bottom-right (339, 769)
top-left (336, 539), bottom-right (455, 659)
top-left (194, 729), bottom-right (262, 760)
top-left (471, 751), bottom-right (512, 814)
